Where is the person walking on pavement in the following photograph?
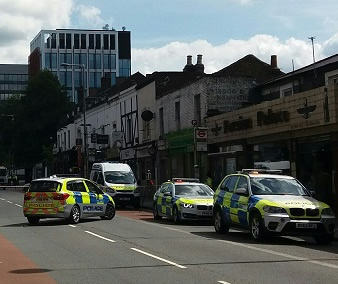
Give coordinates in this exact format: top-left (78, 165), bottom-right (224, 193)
top-left (205, 171), bottom-right (213, 190)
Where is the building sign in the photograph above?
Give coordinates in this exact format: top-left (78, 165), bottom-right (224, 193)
top-left (120, 148), bottom-right (135, 160)
top-left (224, 118), bottom-right (253, 133)
top-left (257, 109), bottom-right (289, 126)
top-left (96, 134), bottom-right (109, 144)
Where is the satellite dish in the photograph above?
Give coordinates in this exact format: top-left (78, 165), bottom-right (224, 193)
top-left (122, 26), bottom-right (126, 31)
top-left (141, 110), bottom-right (154, 121)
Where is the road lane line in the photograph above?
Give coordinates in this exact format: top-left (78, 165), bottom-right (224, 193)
top-left (85, 230), bottom-right (116, 243)
top-left (218, 281), bottom-right (231, 284)
top-left (14, 204), bottom-right (22, 207)
top-left (131, 247), bottom-right (187, 269)
top-left (217, 239), bottom-right (338, 269)
top-left (68, 224), bottom-right (76, 228)
top-left (0, 198), bottom-right (5, 200)
top-left (6, 201), bottom-right (13, 204)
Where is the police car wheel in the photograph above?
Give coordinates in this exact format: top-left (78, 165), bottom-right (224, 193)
top-left (214, 209), bottom-right (229, 234)
top-left (101, 203), bottom-right (116, 220)
top-left (27, 217), bottom-right (40, 225)
top-left (67, 205), bottom-right (80, 224)
top-left (314, 233), bottom-right (333, 245)
top-left (173, 206), bottom-right (181, 224)
top-left (153, 203), bottom-right (162, 220)
top-left (250, 213), bottom-right (266, 241)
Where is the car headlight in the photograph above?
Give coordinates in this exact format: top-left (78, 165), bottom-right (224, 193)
top-left (180, 203), bottom-right (194, 208)
top-left (263, 205), bottom-right (288, 214)
top-left (322, 207), bottom-right (335, 216)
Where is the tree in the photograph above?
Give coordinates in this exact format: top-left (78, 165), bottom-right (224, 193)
top-left (12, 70), bottom-right (72, 168)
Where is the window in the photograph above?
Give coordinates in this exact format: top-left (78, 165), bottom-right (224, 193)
top-left (110, 72), bottom-right (116, 85)
top-left (226, 176), bottom-right (239, 193)
top-left (80, 34), bottom-right (86, 49)
top-left (68, 130), bottom-right (71, 149)
top-left (67, 181), bottom-right (87, 192)
top-left (89, 54), bottom-right (95, 69)
top-left (59, 33), bottom-right (65, 49)
top-left (236, 176), bottom-right (248, 191)
top-left (60, 53), bottom-right (72, 65)
top-left (89, 34), bottom-right (94, 49)
top-left (175, 101), bottom-right (180, 131)
top-left (95, 54), bottom-right (101, 69)
top-left (74, 34), bottom-right (79, 49)
top-left (103, 34), bottom-right (109, 49)
top-left (85, 180), bottom-right (100, 193)
top-left (194, 94), bottom-right (201, 125)
top-left (95, 34), bottom-right (101, 49)
top-left (143, 120), bottom-right (150, 140)
top-left (51, 33), bottom-right (56, 49)
top-left (160, 184), bottom-right (169, 193)
top-left (66, 33), bottom-right (71, 49)
top-left (126, 117), bottom-right (132, 143)
top-left (103, 54), bottom-right (116, 69)
top-left (110, 34), bottom-right (115, 50)
top-left (220, 177), bottom-right (230, 191)
top-left (119, 59), bottom-right (131, 77)
top-left (159, 107), bottom-right (164, 136)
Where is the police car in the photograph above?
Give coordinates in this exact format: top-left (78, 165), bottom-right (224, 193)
top-left (213, 169), bottom-right (336, 245)
top-left (153, 178), bottom-right (214, 223)
top-left (23, 176), bottom-right (115, 225)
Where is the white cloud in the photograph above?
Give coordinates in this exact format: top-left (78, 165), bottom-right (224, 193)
top-left (132, 34), bottom-right (328, 75)
top-left (75, 4), bottom-right (105, 28)
top-left (0, 0), bottom-right (73, 63)
top-left (231, 0), bottom-right (256, 5)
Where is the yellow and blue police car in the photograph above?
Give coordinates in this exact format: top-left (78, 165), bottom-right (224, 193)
top-left (153, 178), bottom-right (214, 223)
top-left (23, 176), bottom-right (115, 225)
top-left (213, 169), bottom-right (336, 245)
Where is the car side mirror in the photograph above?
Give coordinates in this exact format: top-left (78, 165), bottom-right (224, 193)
top-left (235, 187), bottom-right (248, 196)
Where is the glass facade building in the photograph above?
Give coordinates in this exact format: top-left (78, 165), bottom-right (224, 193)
top-left (29, 29), bottom-right (131, 103)
top-left (0, 64), bottom-right (28, 103)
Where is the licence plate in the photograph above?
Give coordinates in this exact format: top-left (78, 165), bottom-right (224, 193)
top-left (296, 223), bottom-right (317, 229)
top-left (120, 197), bottom-right (130, 201)
top-left (201, 211), bottom-right (212, 216)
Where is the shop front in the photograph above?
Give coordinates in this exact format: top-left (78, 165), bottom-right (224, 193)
top-left (207, 85), bottom-right (338, 210)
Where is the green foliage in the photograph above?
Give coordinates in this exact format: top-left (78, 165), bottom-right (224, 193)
top-left (0, 70), bottom-right (72, 168)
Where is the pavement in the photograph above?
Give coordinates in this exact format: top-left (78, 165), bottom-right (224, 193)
top-left (139, 196), bottom-right (338, 241)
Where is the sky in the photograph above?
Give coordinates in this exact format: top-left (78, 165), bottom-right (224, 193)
top-left (1, 0), bottom-right (338, 75)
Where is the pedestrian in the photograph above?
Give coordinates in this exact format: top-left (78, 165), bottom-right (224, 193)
top-left (205, 171), bottom-right (213, 189)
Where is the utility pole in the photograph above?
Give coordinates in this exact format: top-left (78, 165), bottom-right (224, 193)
top-left (308, 36), bottom-right (317, 78)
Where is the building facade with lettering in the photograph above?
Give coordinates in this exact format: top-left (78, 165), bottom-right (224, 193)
top-left (206, 54), bottom-right (338, 210)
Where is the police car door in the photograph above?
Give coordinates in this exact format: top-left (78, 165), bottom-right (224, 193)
top-left (67, 180), bottom-right (90, 215)
top-left (232, 176), bottom-right (249, 226)
top-left (84, 180), bottom-right (106, 216)
top-left (225, 176), bottom-right (239, 224)
top-left (157, 183), bottom-right (169, 217)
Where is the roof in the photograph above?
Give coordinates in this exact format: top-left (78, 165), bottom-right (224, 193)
top-left (211, 54), bottom-right (284, 83)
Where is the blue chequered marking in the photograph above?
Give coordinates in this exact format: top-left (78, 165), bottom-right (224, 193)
top-left (166, 206), bottom-right (172, 216)
top-left (73, 192), bottom-right (83, 203)
top-left (161, 196), bottom-right (167, 206)
top-left (103, 195), bottom-right (109, 204)
top-left (222, 206), bottom-right (231, 222)
top-left (230, 194), bottom-right (240, 208)
top-left (238, 210), bottom-right (248, 226)
top-left (248, 195), bottom-right (261, 210)
top-left (89, 193), bottom-right (97, 203)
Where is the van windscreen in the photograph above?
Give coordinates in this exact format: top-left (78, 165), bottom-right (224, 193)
top-left (104, 171), bottom-right (134, 184)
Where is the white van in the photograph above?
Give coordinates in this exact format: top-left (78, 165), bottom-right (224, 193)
top-left (90, 162), bottom-right (140, 208)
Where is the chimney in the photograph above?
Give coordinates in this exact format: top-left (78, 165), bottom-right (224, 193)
top-left (183, 55), bottom-right (195, 72)
top-left (194, 54), bottom-right (204, 74)
top-left (271, 55), bottom-right (278, 69)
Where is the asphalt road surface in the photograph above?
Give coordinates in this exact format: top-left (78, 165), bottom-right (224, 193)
top-left (1, 188), bottom-right (338, 284)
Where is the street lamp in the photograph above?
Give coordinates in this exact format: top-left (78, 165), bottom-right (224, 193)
top-left (61, 63), bottom-right (88, 178)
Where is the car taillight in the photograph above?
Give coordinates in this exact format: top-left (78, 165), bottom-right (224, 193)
top-left (53, 193), bottom-right (70, 200)
top-left (24, 194), bottom-right (32, 200)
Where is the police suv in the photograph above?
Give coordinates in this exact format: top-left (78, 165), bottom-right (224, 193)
top-left (213, 169), bottom-right (336, 245)
top-left (23, 176), bottom-right (115, 225)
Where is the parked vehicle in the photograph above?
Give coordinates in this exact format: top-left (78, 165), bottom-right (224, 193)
top-left (0, 166), bottom-right (8, 189)
top-left (90, 162), bottom-right (140, 208)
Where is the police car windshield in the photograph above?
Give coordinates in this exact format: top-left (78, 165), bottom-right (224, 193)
top-left (104, 171), bottom-right (135, 184)
top-left (175, 184), bottom-right (213, 196)
top-left (29, 181), bottom-right (61, 192)
top-left (250, 177), bottom-right (309, 196)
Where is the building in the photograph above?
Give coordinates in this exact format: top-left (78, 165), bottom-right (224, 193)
top-left (29, 29), bottom-right (131, 102)
top-left (0, 64), bottom-right (28, 103)
top-left (206, 53), bottom-right (338, 210)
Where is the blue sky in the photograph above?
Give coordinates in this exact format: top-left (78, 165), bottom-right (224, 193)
top-left (1, 0), bottom-right (338, 75)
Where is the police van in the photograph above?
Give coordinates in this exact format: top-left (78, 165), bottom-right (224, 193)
top-left (90, 162), bottom-right (140, 208)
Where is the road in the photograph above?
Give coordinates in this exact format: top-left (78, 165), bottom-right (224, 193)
top-left (1, 188), bottom-right (338, 284)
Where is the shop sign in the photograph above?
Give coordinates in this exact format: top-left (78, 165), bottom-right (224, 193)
top-left (257, 109), bottom-right (289, 126)
top-left (96, 134), bottom-right (109, 144)
top-left (223, 118), bottom-right (253, 133)
top-left (120, 148), bottom-right (135, 160)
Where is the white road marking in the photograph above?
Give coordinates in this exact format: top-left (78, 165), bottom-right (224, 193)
top-left (217, 239), bottom-right (338, 269)
top-left (0, 198), bottom-right (5, 200)
top-left (6, 201), bottom-right (13, 204)
top-left (218, 281), bottom-right (231, 284)
top-left (15, 204), bottom-right (22, 207)
top-left (68, 224), bottom-right (76, 228)
top-left (85, 230), bottom-right (116, 243)
top-left (131, 247), bottom-right (187, 269)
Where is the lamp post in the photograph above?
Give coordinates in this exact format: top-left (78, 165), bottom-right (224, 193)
top-left (61, 63), bottom-right (88, 178)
